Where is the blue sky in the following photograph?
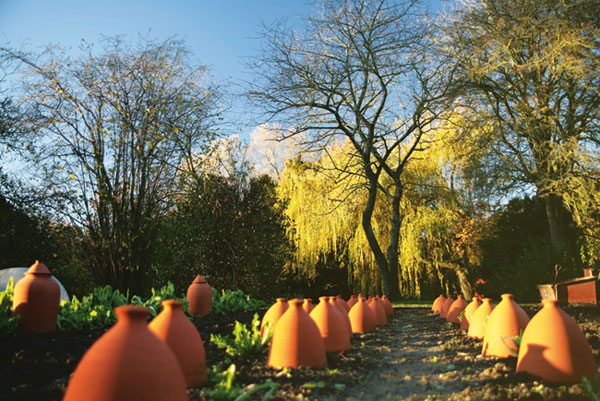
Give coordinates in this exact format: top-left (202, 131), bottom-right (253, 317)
top-left (1, 0), bottom-right (444, 139)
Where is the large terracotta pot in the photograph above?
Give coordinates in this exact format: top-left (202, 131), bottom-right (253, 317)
top-left (309, 296), bottom-right (350, 352)
top-left (348, 297), bottom-right (376, 333)
top-left (261, 298), bottom-right (289, 337)
top-left (381, 295), bottom-right (394, 315)
top-left (468, 298), bottom-right (495, 340)
top-left (335, 295), bottom-right (350, 313)
top-left (267, 299), bottom-right (327, 369)
top-left (446, 295), bottom-right (468, 323)
top-left (347, 295), bottom-right (358, 310)
top-left (12, 261), bottom-right (60, 332)
top-left (439, 296), bottom-right (454, 319)
top-left (367, 296), bottom-right (387, 326)
top-left (330, 296), bottom-right (352, 339)
top-left (187, 275), bottom-right (212, 317)
top-left (148, 300), bottom-right (207, 387)
top-left (460, 297), bottom-right (481, 330)
top-left (63, 306), bottom-right (187, 401)
top-left (432, 295), bottom-right (445, 315)
top-left (302, 298), bottom-right (314, 314)
top-left (482, 294), bottom-right (530, 358)
top-left (516, 300), bottom-right (595, 383)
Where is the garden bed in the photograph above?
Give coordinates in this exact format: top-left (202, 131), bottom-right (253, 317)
top-left (1, 304), bottom-right (599, 400)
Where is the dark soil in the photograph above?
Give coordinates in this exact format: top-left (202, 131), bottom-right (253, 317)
top-left (1, 304), bottom-right (599, 401)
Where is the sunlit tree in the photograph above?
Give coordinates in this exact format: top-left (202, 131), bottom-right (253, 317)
top-left (278, 128), bottom-right (481, 298)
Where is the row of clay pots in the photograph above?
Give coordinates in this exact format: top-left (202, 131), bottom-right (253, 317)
top-left (63, 300), bottom-right (207, 400)
top-left (11, 263), bottom-right (213, 333)
top-left (265, 295), bottom-right (394, 369)
top-left (431, 293), bottom-right (596, 383)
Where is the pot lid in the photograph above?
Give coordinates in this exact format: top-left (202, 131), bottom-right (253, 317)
top-left (193, 274), bottom-right (208, 284)
top-left (27, 260), bottom-right (52, 275)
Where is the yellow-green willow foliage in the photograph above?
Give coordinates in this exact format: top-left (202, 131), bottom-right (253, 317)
top-left (278, 127), bottom-right (475, 298)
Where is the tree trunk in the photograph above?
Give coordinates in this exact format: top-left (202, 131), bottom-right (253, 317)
top-left (543, 193), bottom-right (569, 260)
top-left (385, 182), bottom-right (403, 301)
top-left (361, 180), bottom-right (397, 298)
top-left (455, 268), bottom-right (473, 300)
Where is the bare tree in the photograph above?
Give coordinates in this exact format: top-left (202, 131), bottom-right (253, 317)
top-left (2, 37), bottom-right (220, 294)
top-left (249, 0), bottom-right (454, 299)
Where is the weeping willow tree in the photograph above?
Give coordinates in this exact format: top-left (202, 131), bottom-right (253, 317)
top-left (277, 128), bottom-right (483, 298)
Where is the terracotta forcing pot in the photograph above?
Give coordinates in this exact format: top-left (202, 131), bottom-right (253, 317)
top-left (482, 294), bottom-right (530, 358)
top-left (331, 296), bottom-right (353, 339)
top-left (267, 299), bottom-right (327, 369)
top-left (12, 261), bottom-right (60, 333)
top-left (63, 305), bottom-right (187, 401)
top-left (335, 295), bottom-right (350, 313)
top-left (347, 295), bottom-right (358, 310)
top-left (309, 296), bottom-right (350, 352)
top-left (468, 298), bottom-right (495, 340)
top-left (148, 300), bottom-right (207, 387)
top-left (187, 275), bottom-right (212, 317)
top-left (348, 297), bottom-right (376, 333)
top-left (381, 295), bottom-right (394, 315)
top-left (432, 295), bottom-right (445, 315)
top-left (516, 300), bottom-right (595, 383)
top-left (439, 296), bottom-right (454, 319)
top-left (460, 297), bottom-right (481, 330)
top-left (261, 298), bottom-right (289, 337)
top-left (446, 295), bottom-right (468, 323)
top-left (302, 298), bottom-right (314, 314)
top-left (367, 296), bottom-right (387, 326)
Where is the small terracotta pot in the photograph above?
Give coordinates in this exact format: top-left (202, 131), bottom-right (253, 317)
top-left (375, 296), bottom-right (389, 321)
top-left (367, 296), bottom-right (387, 326)
top-left (439, 296), bottom-right (454, 319)
top-left (348, 297), bottom-right (376, 333)
top-left (482, 294), bottom-right (530, 358)
top-left (460, 297), bottom-right (481, 330)
top-left (187, 275), bottom-right (212, 317)
top-left (446, 295), bottom-right (468, 323)
top-left (261, 298), bottom-right (289, 337)
top-left (268, 299), bottom-right (327, 369)
top-left (381, 295), bottom-right (394, 315)
top-left (302, 298), bottom-right (314, 314)
top-left (468, 298), bottom-right (495, 340)
top-left (12, 261), bottom-right (60, 332)
top-left (335, 295), bottom-right (350, 313)
top-left (347, 295), bottom-right (358, 310)
top-left (330, 297), bottom-right (352, 339)
top-left (432, 295), bottom-right (445, 315)
top-left (309, 296), bottom-right (350, 352)
top-left (63, 306), bottom-right (187, 401)
top-left (516, 300), bottom-right (595, 383)
top-left (148, 300), bottom-right (207, 387)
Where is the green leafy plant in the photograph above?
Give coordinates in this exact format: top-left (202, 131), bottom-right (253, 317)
top-left (130, 281), bottom-right (186, 317)
top-left (0, 277), bottom-right (20, 332)
top-left (57, 285), bottom-right (128, 330)
top-left (502, 330), bottom-right (524, 357)
top-left (57, 282), bottom-right (183, 330)
top-left (583, 374), bottom-right (600, 401)
top-left (206, 364), bottom-right (277, 401)
top-left (457, 310), bottom-right (465, 323)
top-left (212, 289), bottom-right (268, 315)
top-left (210, 314), bottom-right (271, 357)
